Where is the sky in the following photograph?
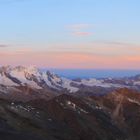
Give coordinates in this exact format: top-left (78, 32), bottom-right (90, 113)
top-left (0, 0), bottom-right (140, 69)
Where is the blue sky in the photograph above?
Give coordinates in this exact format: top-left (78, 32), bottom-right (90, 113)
top-left (0, 0), bottom-right (140, 69)
top-left (0, 0), bottom-right (140, 44)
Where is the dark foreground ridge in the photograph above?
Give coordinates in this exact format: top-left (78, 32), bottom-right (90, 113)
top-left (0, 88), bottom-right (140, 139)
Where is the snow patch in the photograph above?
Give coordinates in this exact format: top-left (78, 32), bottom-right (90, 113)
top-left (0, 74), bottom-right (18, 86)
top-left (61, 78), bottom-right (79, 93)
top-left (127, 98), bottom-right (140, 106)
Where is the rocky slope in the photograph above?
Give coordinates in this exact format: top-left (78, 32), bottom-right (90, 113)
top-left (0, 94), bottom-right (127, 140)
top-left (88, 88), bottom-right (140, 139)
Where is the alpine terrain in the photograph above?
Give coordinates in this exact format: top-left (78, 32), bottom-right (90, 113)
top-left (0, 66), bottom-right (139, 140)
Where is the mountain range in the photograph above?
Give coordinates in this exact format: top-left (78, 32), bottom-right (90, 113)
top-left (0, 66), bottom-right (140, 98)
top-left (0, 66), bottom-right (140, 140)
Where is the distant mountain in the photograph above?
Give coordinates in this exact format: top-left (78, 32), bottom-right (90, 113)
top-left (0, 66), bottom-right (140, 101)
top-left (0, 66), bottom-right (79, 93)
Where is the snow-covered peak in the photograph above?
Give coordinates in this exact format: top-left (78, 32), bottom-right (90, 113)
top-left (0, 66), bottom-right (40, 76)
top-left (0, 66), bottom-right (74, 91)
top-left (46, 71), bottom-right (62, 83)
top-left (12, 66), bottom-right (41, 75)
top-left (0, 66), bottom-right (42, 89)
top-left (0, 65), bottom-right (12, 73)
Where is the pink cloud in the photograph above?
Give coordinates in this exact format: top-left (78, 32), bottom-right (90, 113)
top-left (72, 31), bottom-right (92, 36)
top-left (0, 44), bottom-right (8, 48)
top-left (0, 41), bottom-right (140, 69)
top-left (0, 51), bottom-right (140, 69)
top-left (67, 23), bottom-right (93, 37)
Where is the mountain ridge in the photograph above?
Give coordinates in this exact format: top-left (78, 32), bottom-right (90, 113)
top-left (0, 66), bottom-right (140, 97)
